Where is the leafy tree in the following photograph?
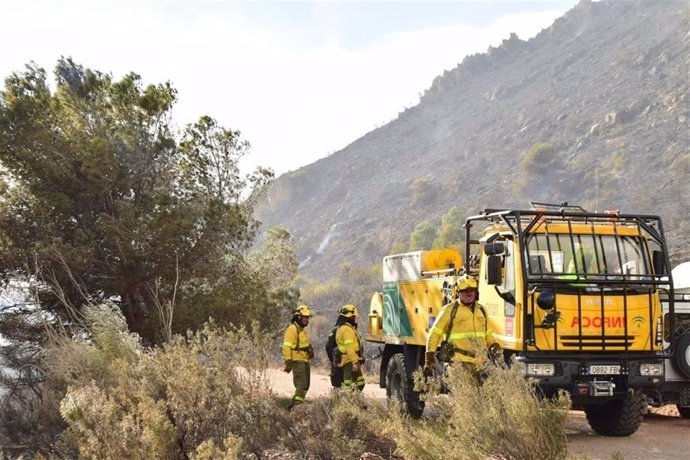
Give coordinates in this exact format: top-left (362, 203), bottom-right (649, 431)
top-left (388, 240), bottom-right (408, 255)
top-left (0, 58), bottom-right (279, 344)
top-left (409, 220), bottom-right (436, 251)
top-left (433, 206), bottom-right (464, 249)
top-left (409, 175), bottom-right (436, 206)
top-left (248, 226), bottom-right (298, 291)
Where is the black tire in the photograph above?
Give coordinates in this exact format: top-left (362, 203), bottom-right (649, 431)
top-left (677, 405), bottom-right (690, 418)
top-left (672, 333), bottom-right (690, 379)
top-left (584, 390), bottom-right (645, 436)
top-left (386, 353), bottom-right (424, 419)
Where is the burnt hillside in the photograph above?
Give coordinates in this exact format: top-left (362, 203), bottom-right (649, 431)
top-left (257, 0), bottom-right (690, 281)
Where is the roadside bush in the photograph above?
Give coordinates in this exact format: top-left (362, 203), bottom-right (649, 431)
top-left (0, 303), bottom-right (143, 457)
top-left (191, 433), bottom-right (242, 460)
top-left (60, 383), bottom-right (178, 459)
top-left (6, 303), bottom-right (571, 460)
top-left (387, 346), bottom-right (570, 460)
top-left (447, 361), bottom-right (569, 459)
top-left (282, 390), bottom-right (397, 459)
top-left (50, 303), bottom-right (285, 459)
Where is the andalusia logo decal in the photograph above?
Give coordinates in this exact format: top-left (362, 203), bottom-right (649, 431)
top-left (632, 316), bottom-right (645, 327)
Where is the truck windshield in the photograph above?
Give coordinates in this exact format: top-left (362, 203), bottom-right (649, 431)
top-left (525, 233), bottom-right (651, 278)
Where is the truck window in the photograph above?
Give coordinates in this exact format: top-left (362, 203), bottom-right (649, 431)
top-left (525, 233), bottom-right (651, 278)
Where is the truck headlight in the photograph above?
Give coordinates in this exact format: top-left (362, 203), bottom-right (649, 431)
top-left (524, 363), bottom-right (556, 376)
top-left (639, 363), bottom-right (664, 376)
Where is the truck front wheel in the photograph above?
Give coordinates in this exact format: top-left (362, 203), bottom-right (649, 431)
top-left (672, 333), bottom-right (690, 379)
top-left (584, 390), bottom-right (645, 436)
top-left (386, 353), bottom-right (424, 419)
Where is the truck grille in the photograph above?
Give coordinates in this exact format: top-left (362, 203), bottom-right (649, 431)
top-left (559, 335), bottom-right (635, 348)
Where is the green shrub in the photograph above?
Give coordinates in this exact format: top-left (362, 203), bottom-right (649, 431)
top-left (521, 142), bottom-right (557, 173)
top-left (410, 176), bottom-right (436, 206)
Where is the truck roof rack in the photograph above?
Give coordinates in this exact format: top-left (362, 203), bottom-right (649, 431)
top-left (528, 201), bottom-right (587, 213)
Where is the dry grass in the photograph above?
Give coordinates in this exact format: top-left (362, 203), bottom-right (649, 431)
top-left (387, 346), bottom-right (570, 460)
top-left (281, 390), bottom-right (398, 460)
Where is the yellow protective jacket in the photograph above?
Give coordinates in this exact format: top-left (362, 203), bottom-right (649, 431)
top-left (426, 300), bottom-right (496, 364)
top-left (282, 322), bottom-right (312, 362)
top-left (335, 323), bottom-right (363, 367)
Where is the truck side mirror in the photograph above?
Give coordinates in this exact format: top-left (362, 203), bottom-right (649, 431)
top-left (487, 255), bottom-right (502, 285)
top-left (485, 242), bottom-right (505, 256)
top-left (652, 250), bottom-right (666, 276)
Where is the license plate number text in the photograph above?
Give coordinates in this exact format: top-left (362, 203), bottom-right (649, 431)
top-left (588, 365), bottom-right (620, 375)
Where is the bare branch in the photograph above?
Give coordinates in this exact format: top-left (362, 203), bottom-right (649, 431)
top-left (149, 252), bottom-right (178, 342)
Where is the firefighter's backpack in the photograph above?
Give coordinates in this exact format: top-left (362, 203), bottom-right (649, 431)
top-left (325, 326), bottom-right (343, 387)
top-left (325, 326), bottom-right (338, 362)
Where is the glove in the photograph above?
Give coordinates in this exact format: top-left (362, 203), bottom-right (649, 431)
top-left (488, 343), bottom-right (502, 362)
top-left (424, 351), bottom-right (436, 377)
top-left (283, 360), bottom-right (292, 373)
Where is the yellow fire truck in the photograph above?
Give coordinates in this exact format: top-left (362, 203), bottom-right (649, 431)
top-left (367, 202), bottom-right (674, 436)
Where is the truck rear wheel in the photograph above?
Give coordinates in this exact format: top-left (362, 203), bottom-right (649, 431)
top-left (584, 390), bottom-right (645, 436)
top-left (672, 333), bottom-right (690, 379)
top-left (677, 405), bottom-right (690, 418)
top-left (386, 353), bottom-right (424, 419)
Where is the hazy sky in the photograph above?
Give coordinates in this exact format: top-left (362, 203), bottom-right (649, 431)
top-left (1, 0), bottom-right (578, 177)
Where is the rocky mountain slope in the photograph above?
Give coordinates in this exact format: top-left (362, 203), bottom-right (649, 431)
top-left (257, 0), bottom-right (690, 281)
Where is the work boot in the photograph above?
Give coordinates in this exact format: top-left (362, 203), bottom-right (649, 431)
top-left (287, 399), bottom-right (303, 411)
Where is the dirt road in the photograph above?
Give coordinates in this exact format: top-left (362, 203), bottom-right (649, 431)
top-left (268, 367), bottom-right (689, 459)
top-left (566, 410), bottom-right (689, 459)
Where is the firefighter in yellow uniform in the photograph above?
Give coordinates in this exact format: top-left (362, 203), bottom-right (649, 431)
top-left (425, 275), bottom-right (500, 376)
top-left (335, 304), bottom-right (366, 390)
top-left (561, 245), bottom-right (600, 286)
top-left (282, 304), bottom-right (314, 408)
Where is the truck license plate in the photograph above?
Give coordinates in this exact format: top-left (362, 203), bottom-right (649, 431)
top-left (588, 365), bottom-right (620, 375)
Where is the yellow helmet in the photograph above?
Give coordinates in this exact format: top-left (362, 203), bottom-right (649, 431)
top-left (454, 275), bottom-right (478, 292)
top-left (338, 304), bottom-right (359, 318)
top-left (294, 304), bottom-right (312, 317)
